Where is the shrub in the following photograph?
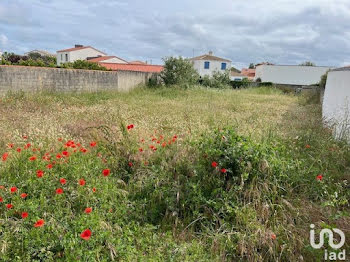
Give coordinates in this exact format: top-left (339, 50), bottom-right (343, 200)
top-left (230, 78), bottom-right (251, 89)
top-left (259, 82), bottom-right (273, 87)
top-left (160, 56), bottom-right (199, 86)
top-left (319, 71), bottom-right (328, 89)
top-left (61, 60), bottom-right (108, 71)
top-left (200, 70), bottom-right (231, 89)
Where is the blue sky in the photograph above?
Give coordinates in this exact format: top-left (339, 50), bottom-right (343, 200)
top-left (0, 0), bottom-right (350, 69)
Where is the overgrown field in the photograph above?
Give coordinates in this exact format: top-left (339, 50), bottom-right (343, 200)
top-left (0, 87), bottom-right (349, 261)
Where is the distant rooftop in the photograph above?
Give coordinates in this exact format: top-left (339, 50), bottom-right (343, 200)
top-left (99, 63), bottom-right (163, 73)
top-left (87, 56), bottom-right (128, 63)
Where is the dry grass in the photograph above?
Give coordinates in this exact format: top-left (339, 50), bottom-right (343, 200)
top-left (0, 87), bottom-right (297, 147)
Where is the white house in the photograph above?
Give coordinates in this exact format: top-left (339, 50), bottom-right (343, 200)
top-left (255, 64), bottom-right (333, 85)
top-left (322, 67), bottom-right (350, 142)
top-left (87, 56), bottom-right (128, 64)
top-left (56, 45), bottom-right (108, 66)
top-left (190, 51), bottom-right (231, 77)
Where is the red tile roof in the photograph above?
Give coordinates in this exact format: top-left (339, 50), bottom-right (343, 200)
top-left (100, 63), bottom-right (163, 73)
top-left (57, 46), bottom-right (107, 55)
top-left (129, 61), bottom-right (147, 65)
top-left (87, 56), bottom-right (128, 63)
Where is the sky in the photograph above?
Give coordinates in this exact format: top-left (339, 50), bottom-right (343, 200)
top-left (0, 0), bottom-right (350, 69)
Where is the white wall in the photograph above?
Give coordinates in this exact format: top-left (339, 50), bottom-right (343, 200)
top-left (102, 57), bottom-right (127, 64)
top-left (255, 65), bottom-right (332, 85)
top-left (57, 48), bottom-right (106, 66)
top-left (192, 60), bottom-right (231, 77)
top-left (322, 69), bottom-right (350, 141)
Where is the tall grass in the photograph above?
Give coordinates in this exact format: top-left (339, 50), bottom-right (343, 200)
top-left (0, 87), bottom-right (348, 261)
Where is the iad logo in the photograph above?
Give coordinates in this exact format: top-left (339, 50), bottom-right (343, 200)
top-left (310, 224), bottom-right (346, 261)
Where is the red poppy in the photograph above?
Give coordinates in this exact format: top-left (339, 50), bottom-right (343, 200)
top-left (305, 144), bottom-right (311, 149)
top-left (56, 154), bottom-right (62, 159)
top-left (58, 137), bottom-right (63, 142)
top-left (221, 168), bottom-right (227, 173)
top-left (2, 152), bottom-right (9, 161)
top-left (271, 233), bottom-right (276, 240)
top-left (102, 169), bottom-right (110, 177)
top-left (127, 124), bottom-right (134, 130)
top-left (60, 178), bottom-right (67, 185)
top-left (0, 197), bottom-right (3, 202)
top-left (29, 156), bottom-right (37, 161)
top-left (20, 193), bottom-right (28, 199)
top-left (6, 203), bottom-right (13, 209)
top-left (56, 188), bottom-right (63, 194)
top-left (161, 142), bottom-right (167, 148)
top-left (22, 135), bottom-right (28, 140)
top-left (92, 187), bottom-right (96, 192)
top-left (16, 148), bottom-right (21, 153)
top-left (316, 174), bottom-right (323, 181)
top-left (46, 164), bottom-right (53, 169)
top-left (90, 141), bottom-right (97, 147)
top-left (211, 162), bottom-right (218, 168)
top-left (37, 170), bottom-right (44, 178)
top-left (62, 151), bottom-right (69, 157)
top-left (34, 219), bottom-right (44, 227)
top-left (128, 162), bottom-right (133, 167)
top-left (24, 143), bottom-right (31, 149)
top-left (10, 187), bottom-right (17, 193)
top-left (80, 229), bottom-right (92, 240)
top-left (21, 212), bottom-right (28, 219)
top-left (84, 207), bottom-right (92, 214)
top-left (138, 148), bottom-right (143, 152)
top-left (8, 143), bottom-right (14, 148)
top-left (80, 148), bottom-right (87, 153)
top-left (79, 179), bottom-right (86, 186)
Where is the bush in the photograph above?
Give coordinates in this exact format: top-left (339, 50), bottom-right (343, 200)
top-left (259, 82), bottom-right (273, 87)
top-left (160, 56), bottom-right (199, 86)
top-left (200, 70), bottom-right (231, 89)
top-left (1, 52), bottom-right (57, 68)
top-left (61, 60), bottom-right (109, 71)
top-left (230, 78), bottom-right (251, 89)
top-left (319, 71), bottom-right (328, 89)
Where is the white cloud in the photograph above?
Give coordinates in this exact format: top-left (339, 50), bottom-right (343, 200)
top-left (0, 34), bottom-right (8, 46)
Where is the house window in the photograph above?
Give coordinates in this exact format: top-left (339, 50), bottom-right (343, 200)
top-left (204, 61), bottom-right (210, 69)
top-left (221, 63), bottom-right (227, 70)
top-left (65, 54), bottom-right (68, 62)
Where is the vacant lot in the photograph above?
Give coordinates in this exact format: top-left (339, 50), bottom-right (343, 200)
top-left (0, 87), bottom-right (349, 261)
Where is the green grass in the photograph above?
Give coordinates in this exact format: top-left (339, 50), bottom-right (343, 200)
top-left (0, 86), bottom-right (349, 261)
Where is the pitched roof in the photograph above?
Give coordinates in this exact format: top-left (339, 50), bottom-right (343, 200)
top-left (99, 63), bottom-right (163, 73)
top-left (57, 46), bottom-right (107, 55)
top-left (87, 56), bottom-right (128, 63)
top-left (190, 54), bottom-right (231, 62)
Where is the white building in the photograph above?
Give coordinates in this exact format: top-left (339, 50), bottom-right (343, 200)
top-left (87, 56), bottom-right (128, 64)
top-left (255, 65), bottom-right (333, 85)
top-left (190, 51), bottom-right (231, 77)
top-left (323, 67), bottom-right (350, 141)
top-left (56, 45), bottom-right (108, 66)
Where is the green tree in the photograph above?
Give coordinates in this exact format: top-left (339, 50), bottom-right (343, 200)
top-left (299, 61), bottom-right (316, 66)
top-left (160, 56), bottom-right (199, 86)
top-left (249, 63), bottom-right (255, 69)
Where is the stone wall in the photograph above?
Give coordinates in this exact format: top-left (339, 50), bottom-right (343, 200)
top-left (0, 65), bottom-right (154, 93)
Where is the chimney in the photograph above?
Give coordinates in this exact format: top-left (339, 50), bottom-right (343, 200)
top-left (209, 51), bottom-right (213, 55)
top-left (75, 44), bottom-right (83, 48)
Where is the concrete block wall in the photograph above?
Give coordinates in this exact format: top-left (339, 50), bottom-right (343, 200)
top-left (0, 65), bottom-right (154, 93)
